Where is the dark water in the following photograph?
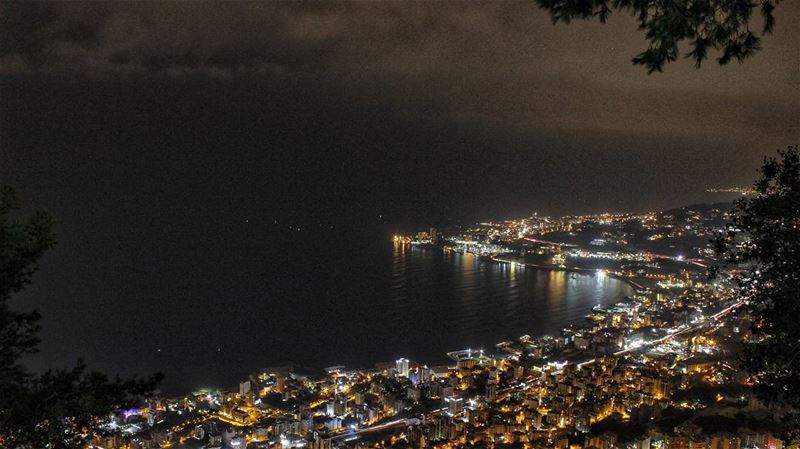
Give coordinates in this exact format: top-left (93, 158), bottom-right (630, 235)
top-left (40, 238), bottom-right (629, 395)
top-left (383, 244), bottom-right (633, 361)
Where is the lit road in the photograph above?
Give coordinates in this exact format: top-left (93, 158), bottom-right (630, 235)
top-left (328, 407), bottom-right (449, 442)
top-left (338, 298), bottom-right (744, 443)
top-left (496, 299), bottom-right (745, 398)
top-left (612, 299), bottom-right (744, 357)
top-left (329, 418), bottom-right (411, 442)
top-left (523, 237), bottom-right (577, 247)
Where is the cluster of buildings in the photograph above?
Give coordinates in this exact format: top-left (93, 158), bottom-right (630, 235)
top-left (91, 204), bottom-right (792, 449)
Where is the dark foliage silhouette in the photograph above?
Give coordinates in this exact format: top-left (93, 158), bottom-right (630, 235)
top-left (534, 0), bottom-right (782, 72)
top-left (0, 185), bottom-right (162, 448)
top-left (713, 145), bottom-right (800, 443)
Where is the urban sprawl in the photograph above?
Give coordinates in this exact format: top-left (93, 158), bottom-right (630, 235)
top-left (95, 203), bottom-right (789, 449)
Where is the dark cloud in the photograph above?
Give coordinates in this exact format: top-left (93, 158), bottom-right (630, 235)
top-left (0, 0), bottom-right (798, 214)
top-left (2, 1), bottom-right (797, 143)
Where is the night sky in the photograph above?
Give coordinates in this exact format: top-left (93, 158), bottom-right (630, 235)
top-left (1, 1), bottom-right (798, 391)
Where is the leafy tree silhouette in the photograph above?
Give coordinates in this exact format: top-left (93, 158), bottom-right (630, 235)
top-left (712, 145), bottom-right (800, 443)
top-left (0, 185), bottom-right (162, 448)
top-left (534, 0), bottom-right (780, 72)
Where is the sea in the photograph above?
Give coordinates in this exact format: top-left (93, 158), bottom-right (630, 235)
top-left (24, 227), bottom-right (632, 395)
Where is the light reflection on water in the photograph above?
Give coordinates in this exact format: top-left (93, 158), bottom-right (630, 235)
top-left (130, 241), bottom-right (634, 394)
top-left (386, 244), bottom-right (633, 362)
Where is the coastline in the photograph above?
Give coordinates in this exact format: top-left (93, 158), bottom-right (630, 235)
top-left (487, 254), bottom-right (646, 292)
top-left (182, 246), bottom-right (636, 397)
top-left (415, 242), bottom-right (644, 292)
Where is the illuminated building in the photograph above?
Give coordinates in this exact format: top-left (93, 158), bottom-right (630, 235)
top-left (396, 358), bottom-right (410, 377)
top-left (445, 396), bottom-right (463, 416)
top-left (239, 380), bottom-right (251, 397)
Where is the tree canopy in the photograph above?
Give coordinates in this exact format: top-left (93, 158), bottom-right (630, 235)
top-left (534, 0), bottom-right (781, 73)
top-left (0, 185), bottom-right (162, 448)
top-left (713, 145), bottom-right (800, 443)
